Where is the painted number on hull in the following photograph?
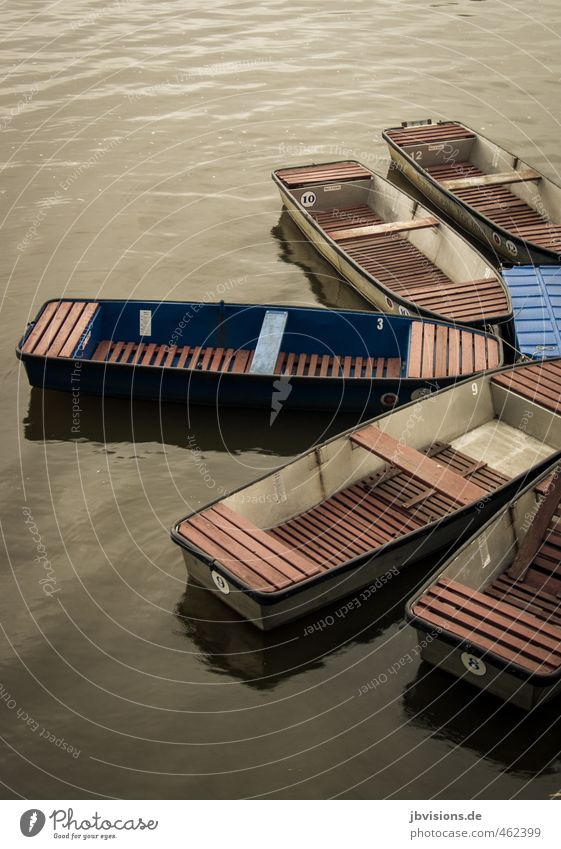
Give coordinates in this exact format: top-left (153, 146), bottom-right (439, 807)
top-left (472, 382), bottom-right (478, 395)
top-left (377, 318), bottom-right (384, 330)
top-left (211, 570), bottom-right (230, 595)
top-left (461, 652), bottom-right (487, 677)
top-left (301, 192), bottom-right (316, 208)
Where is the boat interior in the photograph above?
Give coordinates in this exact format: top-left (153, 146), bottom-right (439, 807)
top-left (20, 299), bottom-right (500, 381)
top-left (385, 121), bottom-right (561, 252)
top-left (411, 469), bottom-right (561, 678)
top-left (275, 161), bottom-right (510, 323)
top-left (178, 361), bottom-right (561, 594)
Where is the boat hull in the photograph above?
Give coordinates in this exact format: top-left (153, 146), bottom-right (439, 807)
top-left (173, 481), bottom-right (533, 630)
top-left (412, 625), bottom-right (561, 710)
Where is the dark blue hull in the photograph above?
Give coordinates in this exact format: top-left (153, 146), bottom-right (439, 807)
top-left (20, 354), bottom-right (454, 414)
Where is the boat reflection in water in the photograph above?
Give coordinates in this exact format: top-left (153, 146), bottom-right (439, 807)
top-left (173, 555), bottom-right (435, 690)
top-left (403, 661), bottom-right (561, 779)
top-left (23, 387), bottom-right (359, 456)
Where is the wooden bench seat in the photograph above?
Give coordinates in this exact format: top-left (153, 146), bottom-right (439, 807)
top-left (412, 577), bottom-right (561, 676)
top-left (441, 169), bottom-right (540, 191)
top-left (351, 426), bottom-right (487, 506)
top-left (407, 321), bottom-right (501, 378)
top-left (178, 503), bottom-right (320, 592)
top-left (328, 216), bottom-right (438, 241)
top-left (492, 360), bottom-right (561, 415)
top-left (91, 339), bottom-right (403, 379)
top-left (275, 161), bottom-right (372, 188)
top-left (386, 122), bottom-right (476, 147)
top-left (486, 574), bottom-right (561, 628)
top-left (22, 301), bottom-right (100, 358)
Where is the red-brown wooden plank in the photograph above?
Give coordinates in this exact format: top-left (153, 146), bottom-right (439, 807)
top-left (407, 322), bottom-right (424, 378)
top-left (434, 324), bottom-right (449, 377)
top-left (92, 340), bottom-right (111, 362)
top-left (109, 342), bottom-right (125, 363)
top-left (22, 301), bottom-right (61, 354)
top-left (178, 523), bottom-right (276, 592)
top-left (200, 347), bottom-right (214, 371)
top-left (141, 342), bottom-right (157, 365)
top-left (421, 323), bottom-right (436, 378)
top-left (209, 347), bottom-right (224, 372)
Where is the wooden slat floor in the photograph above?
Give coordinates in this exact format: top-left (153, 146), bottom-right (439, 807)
top-left (90, 339), bottom-right (403, 379)
top-left (385, 122), bottom-right (476, 147)
top-left (425, 161), bottom-right (561, 251)
top-left (310, 204), bottom-right (509, 323)
top-left (276, 161), bottom-right (372, 188)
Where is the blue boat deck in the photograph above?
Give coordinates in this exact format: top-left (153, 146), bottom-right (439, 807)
top-left (503, 266), bottom-right (561, 359)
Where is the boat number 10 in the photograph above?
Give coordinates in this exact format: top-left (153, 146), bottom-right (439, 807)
top-left (301, 192), bottom-right (316, 207)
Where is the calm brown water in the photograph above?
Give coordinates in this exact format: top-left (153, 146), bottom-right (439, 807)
top-left (1, 0), bottom-right (561, 800)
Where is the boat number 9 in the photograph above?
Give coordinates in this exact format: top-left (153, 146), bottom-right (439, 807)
top-left (461, 651), bottom-right (487, 677)
top-left (211, 570), bottom-right (230, 595)
top-left (377, 317), bottom-right (384, 330)
top-left (301, 191), bottom-right (316, 208)
top-left (471, 382), bottom-right (478, 396)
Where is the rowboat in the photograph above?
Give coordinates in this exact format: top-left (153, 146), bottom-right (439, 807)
top-left (272, 160), bottom-right (514, 342)
top-left (171, 358), bottom-right (561, 630)
top-left (406, 463), bottom-right (561, 710)
top-left (383, 120), bottom-right (561, 265)
top-left (503, 265), bottom-right (561, 359)
top-left (16, 298), bottom-right (504, 414)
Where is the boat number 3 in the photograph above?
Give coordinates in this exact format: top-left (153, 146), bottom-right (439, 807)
top-left (471, 382), bottom-right (478, 395)
top-left (301, 192), bottom-right (316, 208)
top-left (461, 651), bottom-right (487, 677)
top-left (211, 570), bottom-right (230, 595)
top-left (377, 317), bottom-right (384, 330)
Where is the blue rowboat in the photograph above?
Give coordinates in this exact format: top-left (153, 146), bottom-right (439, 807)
top-left (503, 265), bottom-right (561, 360)
top-left (383, 120), bottom-right (561, 266)
top-left (16, 298), bottom-right (503, 414)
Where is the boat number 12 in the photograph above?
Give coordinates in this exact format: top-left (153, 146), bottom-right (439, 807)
top-left (377, 318), bottom-right (384, 330)
top-left (301, 192), bottom-right (316, 207)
